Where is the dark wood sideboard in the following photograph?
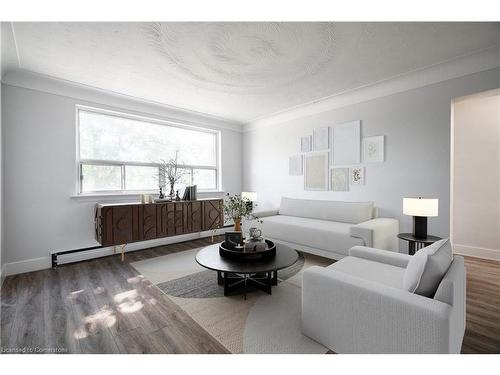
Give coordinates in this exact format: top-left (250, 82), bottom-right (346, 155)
top-left (94, 199), bottom-right (223, 247)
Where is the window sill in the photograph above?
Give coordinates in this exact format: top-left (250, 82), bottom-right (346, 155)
top-left (70, 191), bottom-right (226, 202)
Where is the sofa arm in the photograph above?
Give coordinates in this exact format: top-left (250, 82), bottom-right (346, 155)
top-left (302, 266), bottom-right (453, 353)
top-left (250, 208), bottom-right (280, 219)
top-left (350, 218), bottom-right (399, 251)
top-left (349, 246), bottom-right (411, 268)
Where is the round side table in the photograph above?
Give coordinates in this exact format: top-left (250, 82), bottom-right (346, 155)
top-left (397, 233), bottom-right (442, 255)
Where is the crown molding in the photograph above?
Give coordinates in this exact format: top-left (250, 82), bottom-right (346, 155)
top-left (244, 46), bottom-right (500, 132)
top-left (3, 45), bottom-right (499, 134)
top-left (1, 69), bottom-right (245, 133)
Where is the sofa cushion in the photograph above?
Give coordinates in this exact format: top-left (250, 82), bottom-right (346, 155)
top-left (328, 256), bottom-right (405, 289)
top-left (279, 197), bottom-right (374, 224)
top-left (262, 215), bottom-right (364, 255)
top-left (403, 239), bottom-right (453, 297)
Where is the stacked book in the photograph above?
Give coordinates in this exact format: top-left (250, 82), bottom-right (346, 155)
top-left (182, 185), bottom-right (197, 201)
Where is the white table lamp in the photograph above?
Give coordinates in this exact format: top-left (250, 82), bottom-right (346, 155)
top-left (241, 191), bottom-right (257, 202)
top-left (242, 191), bottom-right (257, 210)
top-left (403, 197), bottom-right (438, 238)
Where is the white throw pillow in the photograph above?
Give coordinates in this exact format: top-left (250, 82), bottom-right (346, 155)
top-left (403, 239), bottom-right (453, 297)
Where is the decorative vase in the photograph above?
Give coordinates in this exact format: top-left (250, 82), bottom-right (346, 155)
top-left (159, 187), bottom-right (164, 199)
top-left (169, 184), bottom-right (175, 200)
top-left (233, 217), bottom-right (242, 232)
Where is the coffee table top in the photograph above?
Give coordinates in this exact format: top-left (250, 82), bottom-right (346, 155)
top-left (196, 242), bottom-right (299, 274)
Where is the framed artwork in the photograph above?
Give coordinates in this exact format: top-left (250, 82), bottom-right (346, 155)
top-left (312, 127), bottom-right (330, 151)
top-left (304, 152), bottom-right (329, 191)
top-left (289, 155), bottom-right (303, 176)
top-left (363, 135), bottom-right (385, 162)
top-left (332, 120), bottom-right (361, 165)
top-left (330, 168), bottom-right (349, 191)
top-left (350, 166), bottom-right (365, 185)
top-left (301, 136), bottom-right (312, 152)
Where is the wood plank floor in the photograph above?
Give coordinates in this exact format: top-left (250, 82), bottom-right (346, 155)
top-left (1, 237), bottom-right (229, 354)
top-left (1, 237), bottom-right (499, 354)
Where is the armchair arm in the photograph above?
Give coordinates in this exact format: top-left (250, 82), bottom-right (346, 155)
top-left (302, 266), bottom-right (453, 353)
top-left (350, 218), bottom-right (399, 251)
top-left (348, 246), bottom-right (411, 268)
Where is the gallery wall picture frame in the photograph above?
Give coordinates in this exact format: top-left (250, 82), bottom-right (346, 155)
top-left (363, 135), bottom-right (385, 163)
top-left (312, 127), bottom-right (330, 151)
top-left (332, 120), bottom-right (361, 165)
top-left (330, 167), bottom-right (350, 191)
top-left (289, 155), bottom-right (303, 176)
top-left (301, 135), bottom-right (312, 152)
top-left (350, 166), bottom-right (365, 185)
top-left (304, 152), bottom-right (329, 191)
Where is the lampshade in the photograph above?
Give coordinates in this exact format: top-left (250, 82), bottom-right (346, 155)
top-left (241, 191), bottom-right (257, 201)
top-left (403, 198), bottom-right (438, 217)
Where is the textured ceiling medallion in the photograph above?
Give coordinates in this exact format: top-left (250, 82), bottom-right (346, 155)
top-left (145, 22), bottom-right (336, 93)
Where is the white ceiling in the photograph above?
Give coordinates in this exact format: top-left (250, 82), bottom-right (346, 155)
top-left (3, 22), bottom-right (500, 124)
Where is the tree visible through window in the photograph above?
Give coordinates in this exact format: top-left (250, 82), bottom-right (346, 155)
top-left (78, 107), bottom-right (219, 193)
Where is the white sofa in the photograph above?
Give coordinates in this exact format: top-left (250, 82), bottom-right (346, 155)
top-left (302, 240), bottom-right (466, 353)
top-left (249, 197), bottom-right (399, 260)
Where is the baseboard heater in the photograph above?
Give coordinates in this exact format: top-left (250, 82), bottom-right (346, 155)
top-left (51, 224), bottom-right (233, 268)
top-left (51, 245), bottom-right (104, 268)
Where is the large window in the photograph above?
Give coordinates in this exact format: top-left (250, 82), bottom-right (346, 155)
top-left (77, 107), bottom-right (220, 194)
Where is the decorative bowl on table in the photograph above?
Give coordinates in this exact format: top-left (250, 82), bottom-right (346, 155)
top-left (219, 239), bottom-right (276, 261)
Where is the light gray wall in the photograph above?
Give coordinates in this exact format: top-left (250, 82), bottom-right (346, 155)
top-left (243, 68), bottom-right (500, 251)
top-left (452, 90), bottom-right (500, 258)
top-left (0, 25), bottom-right (3, 276)
top-left (0, 77), bottom-right (3, 277)
top-left (0, 75), bottom-right (2, 277)
top-left (2, 83), bottom-right (242, 268)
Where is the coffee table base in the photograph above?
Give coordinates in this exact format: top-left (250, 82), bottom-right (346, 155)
top-left (217, 271), bottom-right (278, 299)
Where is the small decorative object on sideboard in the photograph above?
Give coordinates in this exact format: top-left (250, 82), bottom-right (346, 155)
top-left (158, 162), bottom-right (167, 199)
top-left (158, 150), bottom-right (189, 200)
top-left (223, 193), bottom-right (255, 232)
top-left (175, 190), bottom-right (181, 201)
top-left (182, 185), bottom-right (197, 200)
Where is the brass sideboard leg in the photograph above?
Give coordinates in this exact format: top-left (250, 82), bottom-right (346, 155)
top-left (120, 244), bottom-right (126, 262)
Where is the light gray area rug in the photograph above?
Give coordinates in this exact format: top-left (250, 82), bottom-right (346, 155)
top-left (131, 248), bottom-right (332, 354)
top-left (244, 282), bottom-right (327, 353)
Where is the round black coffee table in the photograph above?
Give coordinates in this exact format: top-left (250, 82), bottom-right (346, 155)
top-left (196, 242), bottom-right (299, 299)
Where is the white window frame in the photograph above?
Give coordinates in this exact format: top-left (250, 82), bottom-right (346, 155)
top-left (75, 105), bottom-right (221, 195)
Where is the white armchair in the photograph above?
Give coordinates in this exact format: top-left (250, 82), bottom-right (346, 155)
top-left (301, 245), bottom-right (466, 353)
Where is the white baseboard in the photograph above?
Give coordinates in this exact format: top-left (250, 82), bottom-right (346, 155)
top-left (3, 228), bottom-right (230, 277)
top-left (453, 244), bottom-right (500, 261)
top-left (3, 256), bottom-right (51, 277)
